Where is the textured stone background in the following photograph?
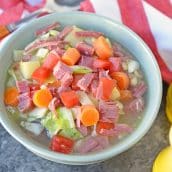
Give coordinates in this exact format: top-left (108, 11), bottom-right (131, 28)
top-left (0, 84), bottom-right (170, 172)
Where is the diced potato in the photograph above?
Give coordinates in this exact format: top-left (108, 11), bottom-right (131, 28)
top-left (20, 61), bottom-right (40, 79)
top-left (36, 48), bottom-right (49, 59)
top-left (64, 26), bottom-right (84, 47)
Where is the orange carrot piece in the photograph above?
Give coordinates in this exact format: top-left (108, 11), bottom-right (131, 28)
top-left (33, 89), bottom-right (52, 107)
top-left (62, 48), bottom-right (80, 66)
top-left (111, 72), bottom-right (130, 90)
top-left (60, 90), bottom-right (79, 108)
top-left (120, 90), bottom-right (133, 101)
top-left (4, 87), bottom-right (19, 106)
top-left (80, 105), bottom-right (99, 126)
top-left (93, 36), bottom-right (112, 60)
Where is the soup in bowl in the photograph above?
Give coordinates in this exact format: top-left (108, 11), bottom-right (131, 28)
top-left (0, 12), bottom-right (162, 165)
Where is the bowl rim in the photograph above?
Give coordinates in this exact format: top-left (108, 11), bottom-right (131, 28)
top-left (0, 11), bottom-right (162, 164)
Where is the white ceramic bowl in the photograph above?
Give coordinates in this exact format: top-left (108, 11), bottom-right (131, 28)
top-left (0, 12), bottom-right (162, 165)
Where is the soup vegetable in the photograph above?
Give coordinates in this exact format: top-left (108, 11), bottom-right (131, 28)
top-left (4, 22), bottom-right (147, 154)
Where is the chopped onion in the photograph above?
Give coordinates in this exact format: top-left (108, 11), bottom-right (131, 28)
top-left (128, 60), bottom-right (139, 73)
top-left (20, 121), bottom-right (44, 136)
top-left (130, 77), bottom-right (138, 86)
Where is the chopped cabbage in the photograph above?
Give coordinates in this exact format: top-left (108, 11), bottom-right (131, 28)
top-left (27, 108), bottom-right (48, 122)
top-left (41, 112), bottom-right (61, 137)
top-left (77, 91), bottom-right (94, 105)
top-left (57, 107), bottom-right (75, 128)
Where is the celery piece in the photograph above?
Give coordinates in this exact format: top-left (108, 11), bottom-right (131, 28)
top-left (71, 65), bottom-right (92, 74)
top-left (60, 128), bottom-right (83, 140)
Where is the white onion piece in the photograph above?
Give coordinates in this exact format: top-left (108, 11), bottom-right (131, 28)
top-left (128, 60), bottom-right (139, 73)
top-left (130, 77), bottom-right (138, 86)
top-left (21, 121), bottom-right (44, 136)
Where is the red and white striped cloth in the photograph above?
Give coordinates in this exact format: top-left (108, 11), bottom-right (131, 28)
top-left (80, 0), bottom-right (172, 84)
top-left (0, 0), bottom-right (46, 25)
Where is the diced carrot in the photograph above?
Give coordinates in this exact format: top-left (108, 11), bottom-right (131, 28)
top-left (96, 121), bottom-right (115, 134)
top-left (60, 90), bottom-right (79, 108)
top-left (93, 36), bottom-right (112, 60)
top-left (32, 66), bottom-right (51, 83)
top-left (120, 90), bottom-right (133, 101)
top-left (80, 105), bottom-right (99, 126)
top-left (111, 72), bottom-right (130, 90)
top-left (62, 48), bottom-right (80, 66)
top-left (93, 59), bottom-right (111, 69)
top-left (4, 87), bottom-right (19, 106)
top-left (99, 77), bottom-right (116, 100)
top-left (33, 89), bottom-right (53, 107)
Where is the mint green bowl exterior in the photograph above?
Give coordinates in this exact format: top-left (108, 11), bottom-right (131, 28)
top-left (0, 12), bottom-right (162, 165)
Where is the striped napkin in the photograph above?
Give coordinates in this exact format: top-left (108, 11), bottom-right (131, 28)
top-left (0, 0), bottom-right (45, 25)
top-left (80, 0), bottom-right (172, 83)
